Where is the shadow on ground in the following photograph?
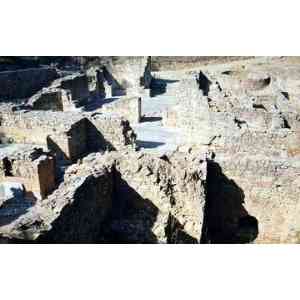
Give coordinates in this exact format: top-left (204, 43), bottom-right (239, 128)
top-left (141, 116), bottom-right (163, 123)
top-left (150, 78), bottom-right (179, 97)
top-left (83, 97), bottom-right (119, 112)
top-left (99, 168), bottom-right (198, 243)
top-left (136, 140), bottom-right (165, 149)
top-left (201, 160), bottom-right (259, 244)
top-left (0, 188), bottom-right (36, 227)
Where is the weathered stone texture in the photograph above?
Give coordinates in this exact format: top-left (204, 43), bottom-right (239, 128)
top-left (0, 147), bottom-right (56, 199)
top-left (162, 58), bottom-right (300, 243)
top-left (0, 148), bottom-right (206, 243)
top-left (2, 56), bottom-right (300, 244)
top-left (89, 150), bottom-right (207, 243)
top-left (0, 108), bottom-right (136, 162)
top-left (0, 164), bottom-right (113, 242)
top-left (209, 155), bottom-right (300, 243)
top-left (101, 96), bottom-right (141, 124)
top-left (101, 56), bottom-right (152, 96)
top-left (85, 113), bottom-right (137, 151)
top-left (0, 110), bottom-right (87, 162)
top-left (27, 73), bottom-right (90, 111)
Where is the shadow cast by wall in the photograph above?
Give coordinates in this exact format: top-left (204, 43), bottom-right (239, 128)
top-left (83, 97), bottom-right (120, 112)
top-left (102, 66), bottom-right (126, 97)
top-left (99, 168), bottom-right (198, 243)
top-left (47, 119), bottom-right (115, 164)
top-left (201, 160), bottom-right (259, 244)
top-left (150, 78), bottom-right (179, 97)
top-left (166, 213), bottom-right (198, 244)
top-left (47, 136), bottom-right (70, 163)
top-left (85, 119), bottom-right (115, 152)
top-left (37, 174), bottom-right (113, 243)
top-left (140, 116), bottom-right (162, 123)
top-left (136, 140), bottom-right (165, 149)
top-left (0, 188), bottom-right (36, 227)
top-left (100, 169), bottom-right (159, 243)
top-left (197, 71), bottom-right (212, 96)
top-left (3, 167), bottom-right (199, 243)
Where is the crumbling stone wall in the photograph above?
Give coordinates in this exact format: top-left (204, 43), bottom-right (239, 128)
top-left (151, 56), bottom-right (254, 71)
top-left (38, 168), bottom-right (114, 242)
top-left (87, 150), bottom-right (207, 243)
top-left (0, 163), bottom-right (114, 242)
top-left (101, 56), bottom-right (152, 97)
top-left (27, 73), bottom-right (90, 111)
top-left (208, 154), bottom-right (300, 243)
top-left (0, 149), bottom-right (206, 243)
top-left (0, 107), bottom-right (137, 162)
top-left (0, 109), bottom-right (88, 162)
top-left (27, 89), bottom-right (64, 111)
top-left (85, 113), bottom-right (136, 151)
top-left (86, 67), bottom-right (105, 98)
top-left (0, 147), bottom-right (55, 199)
top-left (0, 67), bottom-right (58, 101)
top-left (162, 65), bottom-right (300, 243)
top-left (101, 96), bottom-right (142, 124)
top-left (0, 143), bottom-right (206, 243)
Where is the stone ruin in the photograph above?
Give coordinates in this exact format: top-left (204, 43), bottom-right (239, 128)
top-left (0, 146), bottom-right (55, 200)
top-left (0, 56), bottom-right (300, 243)
top-left (27, 73), bottom-right (90, 111)
top-left (160, 57), bottom-right (300, 243)
top-left (0, 67), bottom-right (58, 101)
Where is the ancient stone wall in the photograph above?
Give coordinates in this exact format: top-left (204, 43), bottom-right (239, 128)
top-left (38, 168), bottom-right (113, 242)
top-left (0, 110), bottom-right (88, 162)
top-left (101, 96), bottom-right (142, 124)
top-left (57, 73), bottom-right (89, 102)
top-left (27, 73), bottom-right (90, 111)
top-left (102, 56), bottom-right (152, 96)
top-left (87, 150), bottom-right (207, 243)
top-left (86, 67), bottom-right (106, 98)
top-left (0, 67), bottom-right (58, 100)
top-left (162, 78), bottom-right (213, 146)
top-left (0, 163), bottom-right (113, 242)
top-left (207, 154), bottom-right (300, 243)
top-left (27, 89), bottom-right (64, 111)
top-left (0, 107), bottom-right (137, 162)
top-left (0, 147), bottom-right (56, 199)
top-left (0, 147), bottom-right (208, 243)
top-left (151, 56), bottom-right (254, 71)
top-left (162, 67), bottom-right (300, 243)
top-left (85, 113), bottom-right (137, 151)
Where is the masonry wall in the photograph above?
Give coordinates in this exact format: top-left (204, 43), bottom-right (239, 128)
top-left (162, 68), bottom-right (300, 243)
top-left (92, 150), bottom-right (207, 243)
top-left (0, 155), bottom-right (56, 199)
top-left (0, 147), bottom-right (206, 243)
top-left (101, 96), bottom-right (141, 124)
top-left (38, 169), bottom-right (113, 242)
top-left (28, 73), bottom-right (90, 111)
top-left (151, 56), bottom-right (254, 71)
top-left (86, 114), bottom-right (137, 151)
top-left (58, 74), bottom-right (90, 102)
top-left (208, 154), bottom-right (300, 243)
top-left (104, 56), bottom-right (151, 96)
top-left (28, 89), bottom-right (64, 111)
top-left (0, 67), bottom-right (58, 100)
top-left (0, 111), bottom-right (88, 162)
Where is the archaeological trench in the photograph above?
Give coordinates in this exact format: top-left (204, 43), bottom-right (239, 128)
top-left (0, 56), bottom-right (300, 243)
